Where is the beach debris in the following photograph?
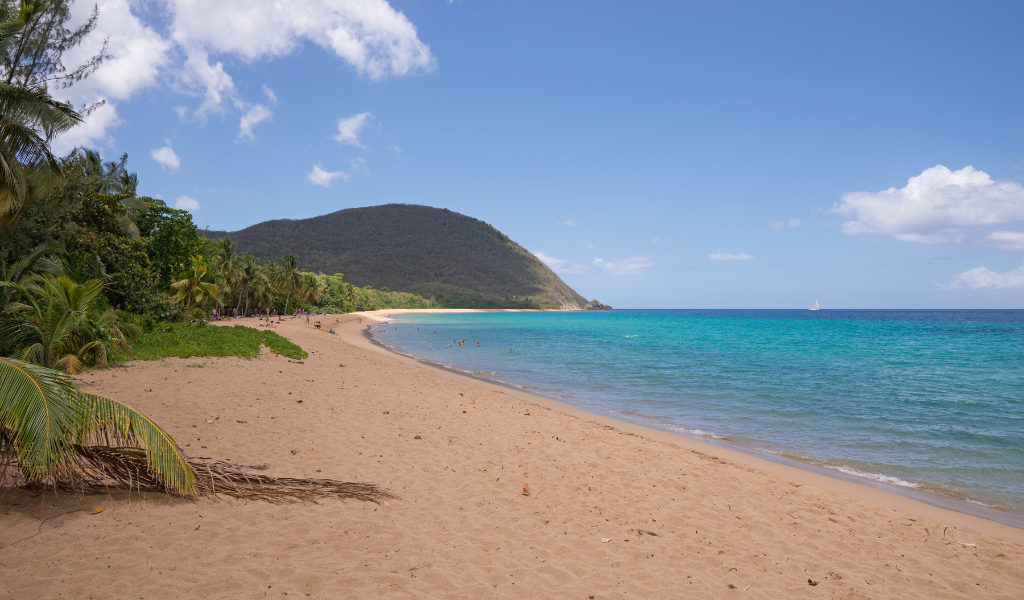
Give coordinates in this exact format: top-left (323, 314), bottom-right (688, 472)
top-left (383, 411), bottom-right (389, 414)
top-left (601, 538), bottom-right (611, 543)
top-left (808, 579), bottom-right (819, 586)
top-left (829, 572), bottom-right (842, 580)
top-left (28, 446), bottom-right (398, 504)
top-left (297, 400), bottom-right (303, 403)
top-left (91, 507), bottom-right (106, 515)
top-left (470, 399), bottom-right (476, 404)
top-left (414, 435), bottom-right (422, 439)
top-left (206, 420), bottom-right (214, 424)
top-left (727, 584), bottom-right (737, 589)
top-left (310, 457), bottom-right (319, 460)
top-left (522, 483), bottom-right (530, 496)
top-left (636, 529), bottom-right (659, 537)
top-left (236, 421), bottom-right (247, 424)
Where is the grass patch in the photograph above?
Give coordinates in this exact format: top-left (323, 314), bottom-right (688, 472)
top-left (119, 323), bottom-right (307, 362)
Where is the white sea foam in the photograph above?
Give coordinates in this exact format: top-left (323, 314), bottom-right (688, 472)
top-left (822, 465), bottom-right (919, 488)
top-left (666, 424), bottom-right (723, 439)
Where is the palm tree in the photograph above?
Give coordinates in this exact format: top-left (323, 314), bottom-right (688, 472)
top-left (1, 274), bottom-right (130, 374)
top-left (214, 237), bottom-right (242, 309)
top-left (277, 254), bottom-right (301, 314)
top-left (170, 256), bottom-right (219, 313)
top-left (0, 3), bottom-right (84, 226)
top-left (248, 267), bottom-right (272, 314)
top-left (300, 273), bottom-right (324, 305)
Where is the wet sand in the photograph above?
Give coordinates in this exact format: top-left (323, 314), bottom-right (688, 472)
top-left (1, 311), bottom-right (1022, 599)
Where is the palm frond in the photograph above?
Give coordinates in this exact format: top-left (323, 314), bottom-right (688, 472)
top-left (74, 392), bottom-right (194, 497)
top-left (0, 357), bottom-right (79, 481)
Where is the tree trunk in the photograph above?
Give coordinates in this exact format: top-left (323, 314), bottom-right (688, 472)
top-left (284, 290), bottom-right (291, 315)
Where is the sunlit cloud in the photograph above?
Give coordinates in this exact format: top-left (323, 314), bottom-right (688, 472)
top-left (831, 165), bottom-right (1024, 245)
top-left (533, 251), bottom-right (587, 275)
top-left (944, 261), bottom-right (1024, 290)
top-left (593, 255), bottom-right (653, 275)
top-left (150, 139), bottom-right (180, 169)
top-left (174, 195), bottom-right (200, 210)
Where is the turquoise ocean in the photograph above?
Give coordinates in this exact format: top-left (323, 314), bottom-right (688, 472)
top-left (371, 310), bottom-right (1024, 525)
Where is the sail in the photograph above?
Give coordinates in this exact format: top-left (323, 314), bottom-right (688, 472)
top-left (810, 299), bottom-right (820, 311)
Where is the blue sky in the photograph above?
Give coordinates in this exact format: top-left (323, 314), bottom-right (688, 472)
top-left (55, 1), bottom-right (1024, 308)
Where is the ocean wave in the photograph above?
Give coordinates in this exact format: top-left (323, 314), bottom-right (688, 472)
top-left (821, 465), bottom-right (919, 488)
top-left (664, 424), bottom-right (724, 439)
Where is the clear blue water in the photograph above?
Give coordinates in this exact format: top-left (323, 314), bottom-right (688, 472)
top-left (371, 310), bottom-right (1024, 515)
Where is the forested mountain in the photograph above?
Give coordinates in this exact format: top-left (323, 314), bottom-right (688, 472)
top-left (203, 204), bottom-right (594, 309)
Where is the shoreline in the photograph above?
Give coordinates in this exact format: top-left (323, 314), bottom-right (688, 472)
top-left (5, 309), bottom-right (1022, 598)
top-left (361, 308), bottom-right (1024, 543)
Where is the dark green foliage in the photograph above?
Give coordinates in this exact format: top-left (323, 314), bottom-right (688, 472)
top-left (121, 323), bottom-right (307, 361)
top-left (67, 221), bottom-right (154, 313)
top-left (202, 204), bottom-right (587, 309)
top-left (137, 197), bottom-right (202, 290)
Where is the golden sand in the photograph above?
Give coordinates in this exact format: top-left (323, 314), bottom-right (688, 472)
top-left (2, 311), bottom-right (1022, 599)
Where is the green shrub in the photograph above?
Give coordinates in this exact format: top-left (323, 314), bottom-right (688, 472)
top-left (116, 324), bottom-right (307, 362)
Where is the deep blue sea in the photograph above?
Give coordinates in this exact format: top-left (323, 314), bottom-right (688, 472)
top-left (371, 310), bottom-right (1024, 519)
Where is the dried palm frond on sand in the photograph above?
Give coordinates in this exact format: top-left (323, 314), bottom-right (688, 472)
top-left (7, 445), bottom-right (396, 505)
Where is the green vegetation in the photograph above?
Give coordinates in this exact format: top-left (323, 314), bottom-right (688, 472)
top-left (122, 324), bottom-right (307, 361)
top-left (0, 0), bottom-right (194, 498)
top-left (202, 204), bottom-right (589, 309)
top-left (0, 0), bottom-right (434, 504)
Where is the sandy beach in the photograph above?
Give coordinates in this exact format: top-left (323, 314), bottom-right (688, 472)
top-left (2, 310), bottom-right (1022, 599)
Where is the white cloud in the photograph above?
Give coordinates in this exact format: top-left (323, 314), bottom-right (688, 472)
top-left (557, 219), bottom-right (579, 227)
top-left (50, 0), bottom-right (172, 153)
top-left (533, 251), bottom-right (587, 275)
top-left (593, 255), bottom-right (653, 275)
top-left (770, 218), bottom-right (802, 230)
top-left (348, 157), bottom-right (369, 175)
top-left (176, 49), bottom-right (239, 121)
top-left (946, 261), bottom-right (1024, 290)
top-left (334, 112), bottom-right (373, 147)
top-left (831, 165), bottom-right (1024, 244)
top-left (168, 0), bottom-right (434, 78)
top-left (984, 230), bottom-right (1024, 252)
top-left (151, 140), bottom-right (181, 169)
top-left (307, 164), bottom-right (350, 187)
top-left (708, 253), bottom-right (755, 261)
top-left (175, 195), bottom-right (200, 210)
top-left (262, 84), bottom-right (278, 104)
top-left (51, 102), bottom-right (122, 155)
top-left (49, 0), bottom-right (433, 148)
top-left (238, 104), bottom-right (273, 141)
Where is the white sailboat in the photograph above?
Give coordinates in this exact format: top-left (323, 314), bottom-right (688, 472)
top-left (810, 298), bottom-right (820, 311)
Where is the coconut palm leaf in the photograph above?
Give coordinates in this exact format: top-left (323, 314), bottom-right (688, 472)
top-left (74, 392), bottom-right (194, 497)
top-left (0, 356), bottom-right (79, 482)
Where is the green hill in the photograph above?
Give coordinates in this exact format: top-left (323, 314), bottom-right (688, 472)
top-left (203, 204), bottom-right (597, 310)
